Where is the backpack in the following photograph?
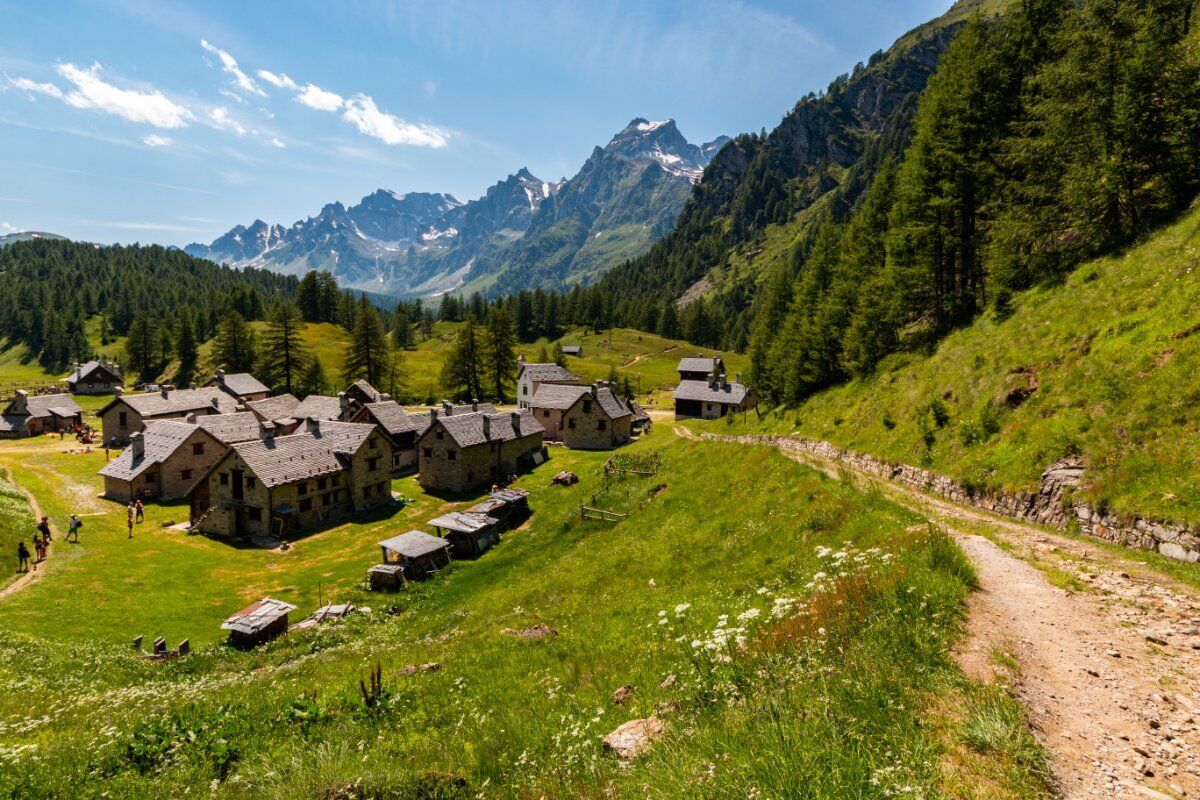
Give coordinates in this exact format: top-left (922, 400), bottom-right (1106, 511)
top-left (74, 518), bottom-right (82, 529)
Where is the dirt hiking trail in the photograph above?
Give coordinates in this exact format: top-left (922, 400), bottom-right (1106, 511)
top-left (681, 427), bottom-right (1200, 799)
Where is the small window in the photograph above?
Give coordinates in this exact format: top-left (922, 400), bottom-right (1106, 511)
top-left (323, 493), bottom-right (334, 506)
top-left (247, 507), bottom-right (262, 522)
top-left (145, 472), bottom-right (157, 484)
top-left (298, 482), bottom-right (308, 496)
top-left (436, 429), bottom-right (444, 440)
top-left (367, 457), bottom-right (379, 471)
top-left (598, 419), bottom-right (607, 431)
top-left (369, 437), bottom-right (377, 449)
top-left (542, 409), bottom-right (550, 417)
top-left (522, 385), bottom-right (528, 395)
top-left (318, 478), bottom-right (327, 490)
top-left (247, 477), bottom-right (256, 489)
top-left (568, 418), bottom-right (576, 429)
top-left (423, 447), bottom-right (433, 458)
top-left (219, 473), bottom-right (228, 486)
top-left (118, 411), bottom-right (128, 427)
top-left (448, 450), bottom-right (457, 461)
top-left (191, 442), bottom-right (204, 456)
top-left (583, 401), bottom-right (592, 414)
top-left (181, 469), bottom-right (192, 481)
top-left (299, 497), bottom-right (312, 512)
top-left (332, 474), bottom-right (341, 486)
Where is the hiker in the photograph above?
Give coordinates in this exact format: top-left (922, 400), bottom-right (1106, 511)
top-left (127, 512), bottom-right (134, 539)
top-left (67, 514), bottom-right (81, 543)
top-left (37, 516), bottom-right (51, 543)
top-left (32, 533), bottom-right (43, 563)
top-left (16, 541), bottom-right (29, 572)
top-left (134, 499), bottom-right (144, 523)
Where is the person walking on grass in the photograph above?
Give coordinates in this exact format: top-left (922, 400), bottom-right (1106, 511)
top-left (32, 533), bottom-right (43, 563)
top-left (37, 516), bottom-right (51, 543)
top-left (134, 499), bottom-right (144, 524)
top-left (67, 514), bottom-right (81, 543)
top-left (16, 541), bottom-right (29, 573)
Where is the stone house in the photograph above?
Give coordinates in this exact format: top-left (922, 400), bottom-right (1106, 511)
top-left (673, 374), bottom-right (755, 420)
top-left (350, 399), bottom-right (422, 474)
top-left (417, 409), bottom-right (544, 494)
top-left (189, 419), bottom-right (392, 538)
top-left (291, 394), bottom-right (346, 422)
top-left (245, 394), bottom-right (301, 429)
top-left (530, 382), bottom-right (633, 449)
top-left (205, 370), bottom-right (270, 402)
top-left (99, 387), bottom-right (240, 446)
top-left (516, 356), bottom-right (578, 409)
top-left (345, 379), bottom-right (383, 407)
top-left (0, 391), bottom-right (83, 438)
top-left (64, 360), bottom-right (123, 395)
top-left (677, 356), bottom-right (726, 382)
top-left (99, 420), bottom-right (226, 502)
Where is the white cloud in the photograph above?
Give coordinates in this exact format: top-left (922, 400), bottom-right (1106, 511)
top-left (57, 63), bottom-right (193, 129)
top-left (269, 136), bottom-right (285, 148)
top-left (7, 75), bottom-right (64, 98)
top-left (142, 133), bottom-right (172, 147)
top-left (341, 94), bottom-right (448, 147)
top-left (297, 83), bottom-right (344, 111)
top-left (256, 69), bottom-right (297, 91)
top-left (1, 221), bottom-right (16, 232)
top-left (208, 107), bottom-right (245, 136)
top-left (199, 39), bottom-right (265, 97)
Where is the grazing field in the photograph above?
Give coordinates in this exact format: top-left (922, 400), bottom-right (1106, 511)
top-left (0, 430), bottom-right (1046, 798)
top-left (711, 204), bottom-right (1200, 526)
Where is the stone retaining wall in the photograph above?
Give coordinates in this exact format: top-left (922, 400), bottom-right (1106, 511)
top-left (700, 432), bottom-right (1200, 563)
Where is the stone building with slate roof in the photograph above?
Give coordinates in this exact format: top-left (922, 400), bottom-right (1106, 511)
top-left (99, 419), bottom-right (229, 502)
top-left (345, 379), bottom-right (383, 407)
top-left (64, 360), bottom-right (123, 395)
top-left (195, 411), bottom-right (265, 446)
top-left (673, 374), bottom-right (755, 420)
top-left (99, 387), bottom-right (240, 446)
top-left (516, 355), bottom-right (579, 409)
top-left (188, 419), bottom-right (392, 538)
top-left (350, 399), bottom-right (422, 474)
top-left (417, 409), bottom-right (544, 493)
top-left (0, 391), bottom-right (83, 438)
top-left (205, 370), bottom-right (270, 402)
top-left (290, 394), bottom-right (345, 423)
top-left (530, 382), bottom-right (633, 449)
top-left (676, 356), bottom-right (726, 382)
top-left (245, 394), bottom-right (301, 430)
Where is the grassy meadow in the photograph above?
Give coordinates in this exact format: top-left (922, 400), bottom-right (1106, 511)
top-left (0, 427), bottom-right (1047, 798)
top-left (708, 203), bottom-right (1200, 527)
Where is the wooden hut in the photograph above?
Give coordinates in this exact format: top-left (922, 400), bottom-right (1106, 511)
top-left (428, 511), bottom-right (501, 559)
top-left (465, 487), bottom-right (531, 529)
top-left (378, 530), bottom-right (452, 579)
top-left (220, 597), bottom-right (296, 648)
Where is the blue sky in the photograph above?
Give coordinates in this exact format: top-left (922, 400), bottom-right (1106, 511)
top-left (0, 0), bottom-right (954, 248)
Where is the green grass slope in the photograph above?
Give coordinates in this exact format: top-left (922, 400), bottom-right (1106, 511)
top-left (0, 433), bottom-right (1046, 798)
top-left (712, 204), bottom-right (1200, 526)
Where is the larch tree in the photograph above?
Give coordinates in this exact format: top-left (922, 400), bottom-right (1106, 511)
top-left (212, 310), bottom-right (258, 373)
top-left (260, 301), bottom-right (309, 394)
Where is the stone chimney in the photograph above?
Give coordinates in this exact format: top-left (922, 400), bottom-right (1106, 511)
top-left (114, 386), bottom-right (123, 397)
top-left (429, 408), bottom-right (438, 422)
top-left (10, 390), bottom-right (28, 415)
top-left (211, 398), bottom-right (221, 410)
top-left (380, 392), bottom-right (392, 402)
top-left (471, 398), bottom-right (479, 412)
top-left (185, 412), bottom-right (197, 424)
top-left (160, 386), bottom-right (170, 399)
top-left (188, 382), bottom-right (196, 390)
top-left (338, 392), bottom-right (349, 415)
top-left (215, 369), bottom-right (226, 384)
top-left (260, 421), bottom-right (276, 441)
top-left (589, 383), bottom-right (598, 399)
top-left (511, 411), bottom-right (522, 434)
top-left (305, 417), bottom-right (320, 434)
top-left (481, 414), bottom-right (491, 439)
top-left (518, 353), bottom-right (526, 373)
top-left (130, 431), bottom-right (144, 459)
top-left (719, 373), bottom-right (727, 388)
top-left (441, 400), bottom-right (452, 415)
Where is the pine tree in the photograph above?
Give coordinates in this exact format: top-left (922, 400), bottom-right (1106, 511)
top-left (657, 302), bottom-right (681, 339)
top-left (483, 307), bottom-right (518, 401)
top-left (212, 310), bottom-right (258, 373)
top-left (297, 354), bottom-right (328, 398)
top-left (552, 341), bottom-right (565, 367)
top-left (174, 308), bottom-right (198, 384)
top-left (440, 316), bottom-right (484, 400)
top-left (124, 312), bottom-right (157, 380)
top-left (342, 296), bottom-right (390, 386)
top-left (259, 301), bottom-right (308, 394)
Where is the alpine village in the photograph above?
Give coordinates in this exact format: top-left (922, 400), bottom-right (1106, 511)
top-left (2, 0), bottom-right (1200, 797)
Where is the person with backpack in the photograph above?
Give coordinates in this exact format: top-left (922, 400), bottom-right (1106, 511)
top-left (16, 541), bottom-right (29, 572)
top-left (37, 516), bottom-right (51, 543)
top-left (67, 514), bottom-right (81, 543)
top-left (134, 499), bottom-right (144, 523)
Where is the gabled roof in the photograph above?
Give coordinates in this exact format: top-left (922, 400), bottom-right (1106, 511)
top-left (308, 419), bottom-right (378, 456)
top-left (196, 411), bottom-right (263, 445)
top-left (228, 432), bottom-right (345, 488)
top-left (0, 416), bottom-right (28, 433)
top-left (221, 598), bottom-right (296, 634)
top-left (66, 360), bottom-right (122, 383)
top-left (425, 410), bottom-right (544, 449)
top-left (673, 379), bottom-right (748, 405)
top-left (245, 394), bottom-right (300, 422)
top-left (26, 393), bottom-right (82, 418)
top-left (427, 511), bottom-right (499, 534)
top-left (592, 385), bottom-right (632, 420)
top-left (379, 530), bottom-right (451, 558)
top-left (519, 363), bottom-right (578, 383)
top-left (99, 420), bottom-right (207, 481)
top-left (104, 387), bottom-right (238, 419)
top-left (358, 400), bottom-right (419, 437)
top-left (209, 372), bottom-right (270, 397)
top-left (560, 345), bottom-right (582, 355)
top-left (629, 400), bottom-right (651, 423)
top-left (346, 379), bottom-right (383, 403)
top-left (530, 383), bottom-right (590, 410)
top-left (292, 394), bottom-right (343, 421)
top-left (677, 356), bottom-right (725, 375)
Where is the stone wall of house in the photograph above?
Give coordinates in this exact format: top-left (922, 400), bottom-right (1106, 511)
top-left (346, 429), bottom-right (394, 512)
top-left (103, 472), bottom-right (156, 504)
top-left (100, 402), bottom-right (142, 445)
top-left (418, 430), bottom-right (494, 492)
top-left (498, 433), bottom-right (543, 473)
top-left (533, 406), bottom-right (564, 440)
top-left (561, 405), bottom-right (631, 450)
top-left (700, 432), bottom-right (1200, 563)
top-left (73, 379), bottom-right (120, 395)
top-left (159, 431), bottom-right (227, 500)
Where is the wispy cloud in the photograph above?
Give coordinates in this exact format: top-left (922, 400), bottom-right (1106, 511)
top-left (0, 221), bottom-right (16, 232)
top-left (342, 95), bottom-right (448, 147)
top-left (142, 133), bottom-right (172, 147)
top-left (296, 83), bottom-right (343, 111)
top-left (80, 218), bottom-right (212, 232)
top-left (6, 74), bottom-right (63, 98)
top-left (199, 39), bottom-right (265, 97)
top-left (57, 63), bottom-right (193, 128)
top-left (256, 69), bottom-right (297, 91)
top-left (208, 106), bottom-right (245, 135)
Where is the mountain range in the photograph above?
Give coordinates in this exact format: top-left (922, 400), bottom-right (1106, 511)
top-left (185, 118), bottom-right (727, 298)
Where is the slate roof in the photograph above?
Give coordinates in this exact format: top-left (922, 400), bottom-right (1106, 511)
top-left (106, 388), bottom-right (238, 419)
top-left (10, 393), bottom-right (83, 419)
top-left (99, 420), bottom-right (201, 481)
top-left (221, 598), bottom-right (296, 634)
top-left (677, 356), bottom-right (725, 375)
top-left (629, 400), bottom-right (651, 423)
top-left (378, 530), bottom-right (451, 558)
top-left (359, 400), bottom-right (420, 437)
top-left (196, 411), bottom-right (263, 444)
top-left (519, 363), bottom-right (578, 383)
top-left (210, 372), bottom-right (270, 397)
top-left (428, 511), bottom-right (499, 534)
top-left (229, 432), bottom-right (345, 488)
top-left (347, 379), bottom-right (383, 403)
top-left (673, 379), bottom-right (748, 405)
top-left (66, 360), bottom-right (122, 383)
top-left (593, 385), bottom-right (632, 420)
top-left (245, 394), bottom-right (300, 422)
top-left (560, 345), bottom-right (582, 356)
top-left (308, 419), bottom-right (377, 455)
top-left (530, 383), bottom-right (590, 410)
top-left (428, 410), bottom-right (545, 449)
top-left (292, 394), bottom-right (343, 421)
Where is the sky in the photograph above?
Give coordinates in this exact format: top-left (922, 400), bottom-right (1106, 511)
top-left (0, 0), bottom-right (955, 248)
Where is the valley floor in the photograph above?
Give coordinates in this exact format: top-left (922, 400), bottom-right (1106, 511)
top-left (681, 423), bottom-right (1200, 799)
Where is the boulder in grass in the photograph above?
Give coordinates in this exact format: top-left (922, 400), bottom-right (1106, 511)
top-left (611, 683), bottom-right (634, 705)
top-left (603, 716), bottom-right (664, 759)
top-left (501, 624), bottom-right (558, 641)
